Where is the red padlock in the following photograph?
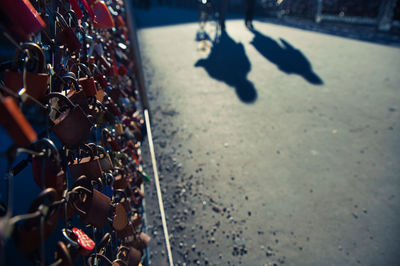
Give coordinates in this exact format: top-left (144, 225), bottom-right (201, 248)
top-left (0, 96), bottom-right (37, 147)
top-left (55, 13), bottom-right (82, 53)
top-left (73, 63), bottom-right (98, 97)
top-left (0, 0), bottom-right (46, 42)
top-left (62, 228), bottom-right (95, 256)
top-left (92, 0), bottom-right (115, 29)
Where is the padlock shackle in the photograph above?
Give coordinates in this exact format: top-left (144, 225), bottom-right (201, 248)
top-left (87, 253), bottom-right (113, 266)
top-left (28, 188), bottom-right (58, 215)
top-left (97, 232), bottom-right (111, 250)
top-left (34, 138), bottom-right (60, 165)
top-left (71, 63), bottom-right (93, 79)
top-left (62, 72), bottom-right (81, 93)
top-left (70, 186), bottom-right (93, 216)
top-left (54, 241), bottom-right (73, 266)
top-left (11, 42), bottom-right (46, 73)
top-left (61, 228), bottom-right (80, 248)
top-left (43, 92), bottom-right (76, 110)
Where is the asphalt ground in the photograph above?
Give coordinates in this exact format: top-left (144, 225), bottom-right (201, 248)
top-left (136, 6), bottom-right (400, 266)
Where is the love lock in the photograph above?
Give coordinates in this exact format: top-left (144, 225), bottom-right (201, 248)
top-left (62, 228), bottom-right (95, 256)
top-left (55, 12), bottom-right (82, 53)
top-left (69, 144), bottom-right (103, 181)
top-left (113, 203), bottom-right (129, 231)
top-left (72, 63), bottom-right (98, 97)
top-left (92, 0), bottom-right (115, 29)
top-left (116, 246), bottom-right (142, 266)
top-left (70, 186), bottom-right (111, 229)
top-left (102, 128), bottom-right (121, 151)
top-left (63, 72), bottom-right (90, 114)
top-left (0, 96), bottom-right (37, 147)
top-left (43, 92), bottom-right (92, 148)
top-left (0, 0), bottom-right (46, 42)
top-left (31, 138), bottom-right (66, 198)
top-left (4, 43), bottom-right (49, 102)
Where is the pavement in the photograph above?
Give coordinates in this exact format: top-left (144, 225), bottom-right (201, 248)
top-left (135, 6), bottom-right (400, 266)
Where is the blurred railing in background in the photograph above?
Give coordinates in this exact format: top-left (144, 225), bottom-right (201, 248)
top-left (152, 0), bottom-right (400, 31)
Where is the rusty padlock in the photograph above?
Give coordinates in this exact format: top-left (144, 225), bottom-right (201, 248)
top-left (115, 223), bottom-right (135, 240)
top-left (14, 188), bottom-right (60, 255)
top-left (69, 144), bottom-right (103, 181)
top-left (63, 73), bottom-right (90, 114)
top-left (72, 63), bottom-right (98, 97)
top-left (0, 0), bottom-right (46, 42)
top-left (0, 96), bottom-right (37, 147)
top-left (71, 186), bottom-right (111, 229)
top-left (44, 92), bottom-right (92, 148)
top-left (114, 189), bottom-right (131, 214)
top-left (130, 232), bottom-right (151, 252)
top-left (113, 174), bottom-right (128, 190)
top-left (55, 12), bottom-right (82, 53)
top-left (4, 43), bottom-right (49, 102)
top-left (91, 144), bottom-right (114, 172)
top-left (113, 203), bottom-right (129, 231)
top-left (31, 138), bottom-right (66, 198)
top-left (102, 128), bottom-right (121, 151)
top-left (116, 246), bottom-right (142, 266)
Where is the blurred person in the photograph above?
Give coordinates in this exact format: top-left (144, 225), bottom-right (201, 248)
top-left (245, 0), bottom-right (256, 28)
top-left (216, 0), bottom-right (229, 30)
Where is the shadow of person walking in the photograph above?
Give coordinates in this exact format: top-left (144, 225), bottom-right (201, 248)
top-left (250, 29), bottom-right (323, 85)
top-left (195, 31), bottom-right (257, 104)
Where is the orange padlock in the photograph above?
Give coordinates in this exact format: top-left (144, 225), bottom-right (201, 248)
top-left (0, 96), bottom-right (37, 147)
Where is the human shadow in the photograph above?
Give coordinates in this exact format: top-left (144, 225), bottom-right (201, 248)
top-left (195, 31), bottom-right (257, 103)
top-left (250, 29), bottom-right (323, 85)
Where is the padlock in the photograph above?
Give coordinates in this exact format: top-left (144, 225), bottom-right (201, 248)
top-left (115, 223), bottom-right (134, 239)
top-left (113, 203), bottom-right (129, 231)
top-left (44, 92), bottom-right (92, 148)
top-left (130, 232), bottom-right (151, 251)
top-left (114, 189), bottom-right (131, 213)
top-left (4, 43), bottom-right (49, 102)
top-left (55, 12), bottom-right (82, 53)
top-left (0, 96), bottom-right (37, 147)
top-left (71, 186), bottom-right (111, 229)
top-left (117, 246), bottom-right (142, 266)
top-left (115, 123), bottom-right (124, 135)
top-left (131, 212), bottom-right (142, 228)
top-left (31, 138), bottom-right (66, 198)
top-left (118, 65), bottom-right (129, 76)
top-left (92, 1), bottom-right (115, 29)
top-left (113, 174), bottom-right (128, 190)
top-left (14, 188), bottom-right (60, 255)
top-left (69, 145), bottom-right (103, 181)
top-left (63, 73), bottom-right (91, 114)
top-left (97, 146), bottom-right (114, 172)
top-left (0, 0), bottom-right (46, 42)
top-left (73, 63), bottom-right (98, 97)
top-left (62, 228), bottom-right (95, 256)
top-left (105, 99), bottom-right (122, 117)
top-left (102, 128), bottom-right (121, 151)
